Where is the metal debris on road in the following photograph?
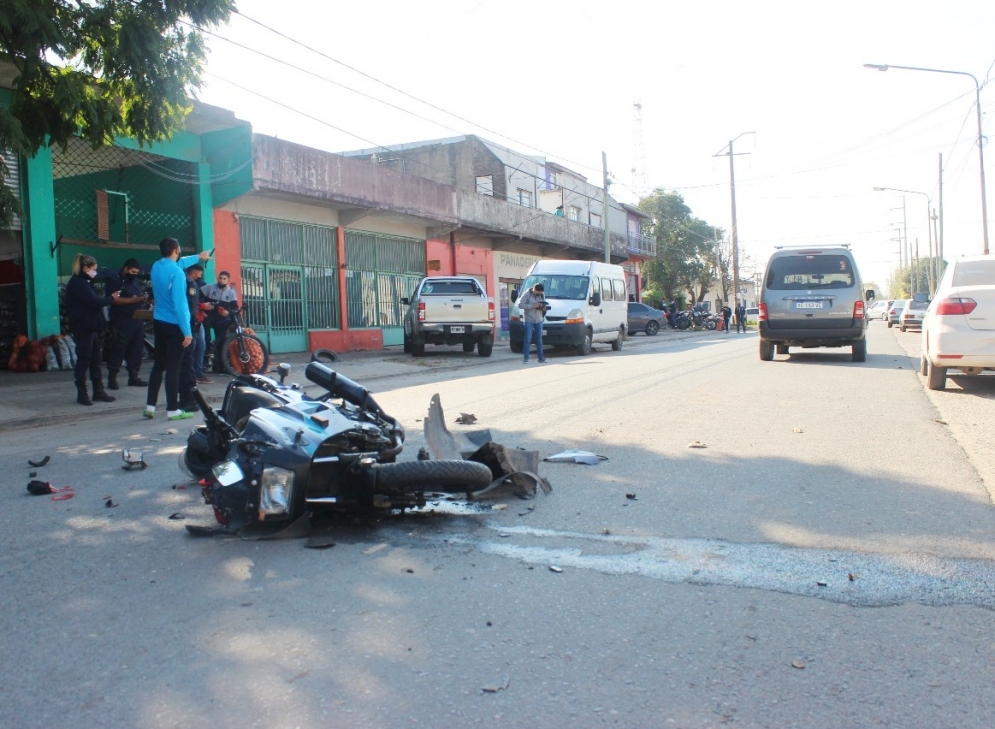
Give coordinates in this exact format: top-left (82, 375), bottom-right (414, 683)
top-left (121, 449), bottom-right (147, 470)
top-left (543, 450), bottom-right (607, 465)
top-left (549, 565), bottom-right (563, 573)
top-left (687, 441), bottom-right (707, 449)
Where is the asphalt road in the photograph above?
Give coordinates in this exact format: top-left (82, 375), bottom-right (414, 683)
top-left (2, 325), bottom-right (995, 728)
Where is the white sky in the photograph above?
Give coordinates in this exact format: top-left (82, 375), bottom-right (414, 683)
top-left (197, 0), bottom-right (995, 294)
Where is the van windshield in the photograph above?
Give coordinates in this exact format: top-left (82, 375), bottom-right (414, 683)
top-left (765, 254), bottom-right (856, 290)
top-left (521, 275), bottom-right (590, 300)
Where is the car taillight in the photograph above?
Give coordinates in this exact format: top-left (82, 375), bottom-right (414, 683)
top-left (417, 302), bottom-right (426, 322)
top-left (758, 303), bottom-right (768, 321)
top-left (853, 300), bottom-right (865, 319)
top-left (935, 297), bottom-right (977, 316)
top-left (488, 301), bottom-right (495, 321)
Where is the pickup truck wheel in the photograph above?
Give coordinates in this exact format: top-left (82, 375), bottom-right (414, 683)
top-left (478, 337), bottom-right (493, 357)
top-left (759, 340), bottom-right (774, 361)
top-left (462, 342), bottom-right (475, 353)
top-left (403, 333), bottom-right (411, 354)
top-left (852, 339), bottom-right (866, 362)
top-left (611, 326), bottom-right (624, 351)
top-left (411, 337), bottom-right (426, 357)
top-left (576, 329), bottom-right (592, 356)
top-left (510, 340), bottom-right (523, 354)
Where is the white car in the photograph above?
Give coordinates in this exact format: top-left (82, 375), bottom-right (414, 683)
top-left (899, 298), bottom-right (929, 332)
top-left (920, 255), bottom-right (995, 390)
top-left (867, 300), bottom-right (889, 321)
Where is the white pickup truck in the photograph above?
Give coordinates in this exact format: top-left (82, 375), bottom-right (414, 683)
top-left (401, 276), bottom-right (496, 357)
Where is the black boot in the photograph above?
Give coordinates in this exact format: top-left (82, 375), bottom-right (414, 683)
top-left (127, 370), bottom-right (147, 387)
top-left (76, 383), bottom-right (93, 406)
top-left (107, 372), bottom-right (119, 390)
top-left (92, 383), bottom-right (116, 403)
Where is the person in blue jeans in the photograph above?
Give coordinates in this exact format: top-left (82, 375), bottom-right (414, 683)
top-left (517, 282), bottom-right (548, 363)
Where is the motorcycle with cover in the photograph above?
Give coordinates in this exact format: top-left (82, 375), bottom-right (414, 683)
top-left (181, 362), bottom-right (493, 531)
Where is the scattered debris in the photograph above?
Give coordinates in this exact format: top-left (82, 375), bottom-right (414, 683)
top-left (455, 412), bottom-right (478, 425)
top-left (26, 480), bottom-right (55, 495)
top-left (491, 503), bottom-right (507, 511)
top-left (793, 428), bottom-right (804, 434)
top-left (404, 568), bottom-right (414, 574)
top-left (601, 528), bottom-right (611, 535)
top-left (304, 535), bottom-right (337, 549)
top-left (791, 661), bottom-right (806, 670)
top-left (364, 543), bottom-right (389, 556)
top-left (482, 676), bottom-right (510, 693)
top-left (848, 572), bottom-right (857, 582)
top-left (625, 493), bottom-right (637, 500)
top-left (549, 565), bottom-right (563, 573)
top-left (933, 418), bottom-right (948, 425)
top-left (105, 498), bottom-right (117, 508)
top-left (185, 524), bottom-right (229, 537)
top-left (121, 449), bottom-right (147, 470)
top-left (29, 471), bottom-right (37, 478)
top-left (27, 456), bottom-right (51, 468)
top-left (543, 450), bottom-right (607, 465)
top-left (165, 428), bottom-right (178, 435)
top-left (172, 484), bottom-right (187, 490)
top-left (816, 581), bottom-right (827, 587)
top-left (168, 513), bottom-right (185, 520)
top-left (417, 447), bottom-right (431, 461)
top-left (468, 441), bottom-right (551, 498)
top-left (687, 441), bottom-right (707, 449)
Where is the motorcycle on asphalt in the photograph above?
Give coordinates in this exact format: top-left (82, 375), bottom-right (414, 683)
top-left (180, 361), bottom-right (494, 532)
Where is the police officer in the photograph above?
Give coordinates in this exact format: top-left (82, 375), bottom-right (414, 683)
top-left (106, 258), bottom-right (150, 390)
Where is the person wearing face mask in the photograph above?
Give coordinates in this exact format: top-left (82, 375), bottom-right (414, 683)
top-left (105, 258), bottom-right (150, 390)
top-left (201, 270), bottom-right (239, 373)
top-left (65, 253), bottom-right (122, 405)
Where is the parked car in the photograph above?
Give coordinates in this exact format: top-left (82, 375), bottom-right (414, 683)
top-left (886, 300), bottom-right (906, 328)
top-left (758, 246), bottom-right (869, 362)
top-left (920, 255), bottom-right (995, 390)
top-left (401, 276), bottom-right (495, 357)
top-left (627, 302), bottom-right (665, 335)
top-left (745, 307), bottom-right (759, 325)
top-left (899, 298), bottom-right (929, 332)
top-left (866, 300), bottom-right (890, 321)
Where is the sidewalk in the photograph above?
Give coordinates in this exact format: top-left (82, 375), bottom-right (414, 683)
top-left (0, 328), bottom-right (707, 432)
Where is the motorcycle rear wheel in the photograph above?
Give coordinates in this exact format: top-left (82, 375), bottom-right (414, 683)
top-left (373, 460), bottom-right (493, 494)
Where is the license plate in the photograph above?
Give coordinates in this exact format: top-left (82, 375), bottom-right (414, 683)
top-left (449, 326), bottom-right (465, 334)
top-left (796, 301), bottom-right (824, 309)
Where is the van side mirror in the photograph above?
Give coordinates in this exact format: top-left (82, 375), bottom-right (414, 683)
top-left (590, 291), bottom-right (602, 306)
top-left (865, 290), bottom-right (875, 301)
top-left (400, 297), bottom-right (409, 306)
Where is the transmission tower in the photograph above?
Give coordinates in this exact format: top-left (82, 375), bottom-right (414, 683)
top-left (630, 100), bottom-right (648, 199)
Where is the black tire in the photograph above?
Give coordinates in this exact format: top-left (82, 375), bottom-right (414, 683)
top-left (887, 321), bottom-right (893, 328)
top-left (776, 344), bottom-right (789, 355)
top-left (852, 339), bottom-right (866, 363)
top-left (373, 460), bottom-right (493, 494)
top-left (926, 360), bottom-right (946, 390)
top-left (462, 341), bottom-right (476, 353)
top-left (920, 351), bottom-right (929, 376)
top-left (403, 333), bottom-right (411, 354)
top-left (899, 324), bottom-right (906, 333)
top-left (576, 328), bottom-right (592, 356)
top-left (310, 348), bottom-right (339, 363)
top-left (759, 339), bottom-right (774, 361)
top-left (478, 336), bottom-right (493, 357)
top-left (676, 319), bottom-right (690, 331)
top-left (611, 327), bottom-right (624, 351)
top-left (510, 340), bottom-right (523, 354)
top-left (222, 333), bottom-right (270, 375)
top-left (705, 319), bottom-right (716, 331)
top-left (411, 336), bottom-right (426, 357)
top-left (646, 321), bottom-right (659, 336)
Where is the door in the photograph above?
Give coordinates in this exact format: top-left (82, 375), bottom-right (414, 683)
top-left (267, 266), bottom-right (308, 352)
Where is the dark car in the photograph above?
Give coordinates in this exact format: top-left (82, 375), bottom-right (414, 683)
top-left (627, 302), bottom-right (665, 335)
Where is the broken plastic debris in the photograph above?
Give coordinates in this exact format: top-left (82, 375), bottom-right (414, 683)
top-left (625, 493), bottom-right (637, 500)
top-left (168, 513), bottom-right (185, 520)
top-left (482, 676), bottom-right (510, 693)
top-left (816, 581), bottom-right (827, 587)
top-left (121, 450), bottom-right (147, 470)
top-left (687, 441), bottom-right (707, 449)
top-left (26, 480), bottom-right (55, 495)
top-left (28, 456), bottom-right (51, 468)
top-left (793, 428), bottom-right (804, 434)
top-left (543, 450), bottom-right (607, 465)
top-left (549, 565), bottom-right (563, 573)
top-left (105, 498), bottom-right (117, 508)
top-left (304, 535), bottom-right (337, 549)
top-left (455, 412), bottom-right (477, 425)
top-left (791, 661), bottom-right (806, 669)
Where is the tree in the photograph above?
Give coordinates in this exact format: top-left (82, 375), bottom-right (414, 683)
top-left (0, 0), bottom-right (235, 228)
top-left (638, 189), bottom-right (723, 304)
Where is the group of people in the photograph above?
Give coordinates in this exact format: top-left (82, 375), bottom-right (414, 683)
top-left (661, 299), bottom-right (748, 332)
top-left (64, 239), bottom-right (238, 419)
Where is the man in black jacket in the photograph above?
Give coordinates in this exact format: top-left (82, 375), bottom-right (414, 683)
top-left (65, 254), bottom-right (122, 405)
top-left (735, 302), bottom-right (747, 333)
top-left (106, 258), bottom-right (150, 389)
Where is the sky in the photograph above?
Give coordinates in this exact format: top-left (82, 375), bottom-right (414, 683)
top-left (196, 0), bottom-right (995, 295)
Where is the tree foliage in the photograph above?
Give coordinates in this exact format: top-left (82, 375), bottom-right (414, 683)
top-left (638, 189), bottom-right (723, 304)
top-left (0, 0), bottom-right (235, 227)
top-left (887, 258), bottom-right (944, 298)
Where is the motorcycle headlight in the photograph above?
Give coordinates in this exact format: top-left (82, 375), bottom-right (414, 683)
top-left (259, 466), bottom-right (295, 517)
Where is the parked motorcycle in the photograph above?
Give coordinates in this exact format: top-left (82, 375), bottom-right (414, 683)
top-left (181, 361), bottom-right (493, 531)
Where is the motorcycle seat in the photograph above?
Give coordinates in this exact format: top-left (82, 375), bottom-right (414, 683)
top-left (224, 385), bottom-right (284, 425)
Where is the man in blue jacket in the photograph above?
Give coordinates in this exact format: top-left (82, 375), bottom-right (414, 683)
top-left (144, 238), bottom-right (211, 421)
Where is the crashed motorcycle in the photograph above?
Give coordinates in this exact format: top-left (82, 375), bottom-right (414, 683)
top-left (181, 361), bottom-right (493, 531)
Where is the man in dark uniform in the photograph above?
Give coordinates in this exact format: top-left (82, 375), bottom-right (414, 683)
top-left (178, 263), bottom-right (206, 412)
top-left (106, 258), bottom-right (150, 390)
top-left (735, 302), bottom-right (747, 333)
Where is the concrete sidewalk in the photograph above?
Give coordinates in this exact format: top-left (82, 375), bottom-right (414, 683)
top-left (0, 328), bottom-right (710, 431)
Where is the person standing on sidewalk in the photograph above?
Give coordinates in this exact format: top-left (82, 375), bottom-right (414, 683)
top-left (105, 258), bottom-right (150, 390)
top-left (720, 303), bottom-right (732, 333)
top-left (735, 302), bottom-right (747, 333)
top-left (144, 239), bottom-right (211, 421)
top-left (65, 254), bottom-right (121, 405)
top-left (517, 282), bottom-right (548, 364)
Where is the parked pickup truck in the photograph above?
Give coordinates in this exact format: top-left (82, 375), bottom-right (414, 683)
top-left (401, 276), bottom-right (496, 357)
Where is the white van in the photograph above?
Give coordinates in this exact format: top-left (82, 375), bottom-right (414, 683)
top-left (509, 259), bottom-right (628, 355)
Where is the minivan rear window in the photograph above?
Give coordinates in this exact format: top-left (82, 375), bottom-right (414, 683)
top-left (952, 260), bottom-right (995, 288)
top-left (765, 254), bottom-right (855, 290)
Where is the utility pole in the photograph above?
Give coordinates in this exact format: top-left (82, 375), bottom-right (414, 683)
top-left (914, 238), bottom-right (920, 293)
top-left (938, 152), bottom-right (944, 278)
top-left (714, 132), bottom-right (754, 306)
top-left (602, 151), bottom-right (611, 263)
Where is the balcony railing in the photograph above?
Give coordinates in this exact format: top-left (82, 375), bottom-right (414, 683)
top-left (627, 233), bottom-right (656, 257)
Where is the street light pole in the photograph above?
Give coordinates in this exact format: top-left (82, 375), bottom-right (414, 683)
top-left (714, 132), bottom-right (755, 307)
top-left (865, 63), bottom-right (989, 254)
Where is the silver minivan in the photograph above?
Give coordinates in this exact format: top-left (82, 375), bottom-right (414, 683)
top-left (758, 246), bottom-right (868, 362)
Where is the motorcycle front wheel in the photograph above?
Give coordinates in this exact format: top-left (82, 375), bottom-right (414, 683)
top-left (221, 333), bottom-right (270, 375)
top-left (372, 460), bottom-right (493, 494)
